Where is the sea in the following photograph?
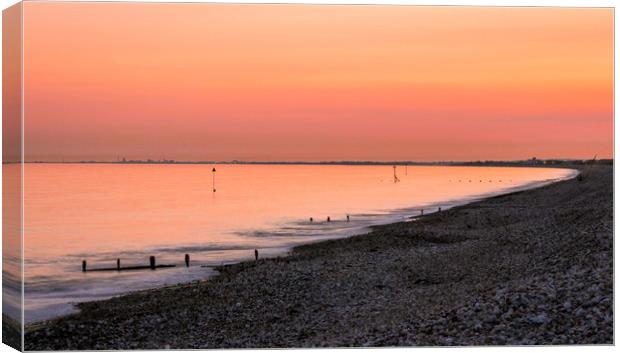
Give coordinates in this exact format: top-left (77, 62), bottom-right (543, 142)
top-left (12, 164), bottom-right (576, 323)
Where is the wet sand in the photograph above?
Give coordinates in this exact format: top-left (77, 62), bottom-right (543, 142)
top-left (25, 165), bottom-right (613, 349)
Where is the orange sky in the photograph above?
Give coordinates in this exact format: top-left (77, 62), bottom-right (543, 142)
top-left (22, 3), bottom-right (613, 162)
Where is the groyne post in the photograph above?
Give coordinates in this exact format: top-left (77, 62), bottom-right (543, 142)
top-left (347, 215), bottom-right (350, 222)
top-left (327, 216), bottom-right (331, 222)
top-left (438, 207), bottom-right (442, 212)
top-left (254, 249), bottom-right (258, 261)
top-left (150, 256), bottom-right (156, 270)
top-left (421, 209), bottom-right (424, 215)
top-left (117, 258), bottom-right (120, 271)
top-left (185, 254), bottom-right (190, 267)
top-left (212, 167), bottom-right (217, 193)
top-left (82, 260), bottom-right (87, 272)
top-left (310, 217), bottom-right (313, 222)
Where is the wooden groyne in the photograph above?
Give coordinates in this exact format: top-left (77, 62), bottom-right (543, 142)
top-left (82, 254), bottom-right (190, 272)
top-left (82, 263), bottom-right (176, 272)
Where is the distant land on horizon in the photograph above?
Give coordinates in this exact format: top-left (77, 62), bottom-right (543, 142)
top-left (16, 157), bottom-right (613, 166)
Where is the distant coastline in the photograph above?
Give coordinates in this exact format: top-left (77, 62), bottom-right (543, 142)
top-left (9, 158), bottom-right (613, 166)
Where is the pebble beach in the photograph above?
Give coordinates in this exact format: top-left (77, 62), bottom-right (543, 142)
top-left (25, 165), bottom-right (613, 349)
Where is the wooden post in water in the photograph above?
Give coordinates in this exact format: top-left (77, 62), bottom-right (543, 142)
top-left (150, 256), bottom-right (156, 270)
top-left (327, 216), bottom-right (331, 222)
top-left (117, 258), bottom-right (121, 271)
top-left (393, 165), bottom-right (400, 183)
top-left (310, 217), bottom-right (313, 222)
top-left (420, 209), bottom-right (424, 215)
top-left (438, 207), bottom-right (442, 212)
top-left (212, 167), bottom-right (217, 193)
top-left (185, 254), bottom-right (190, 267)
top-left (82, 260), bottom-right (87, 272)
top-left (254, 249), bottom-right (258, 261)
top-left (346, 215), bottom-right (350, 222)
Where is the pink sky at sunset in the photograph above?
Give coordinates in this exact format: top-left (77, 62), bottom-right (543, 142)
top-left (21, 3), bottom-right (613, 162)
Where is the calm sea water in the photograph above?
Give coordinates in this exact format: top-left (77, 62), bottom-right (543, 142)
top-left (21, 164), bottom-right (576, 323)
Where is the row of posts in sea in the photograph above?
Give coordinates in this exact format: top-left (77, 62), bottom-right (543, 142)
top-left (310, 206), bottom-right (441, 223)
top-left (82, 250), bottom-right (261, 273)
top-left (81, 206), bottom-right (443, 273)
top-left (309, 214), bottom-right (351, 223)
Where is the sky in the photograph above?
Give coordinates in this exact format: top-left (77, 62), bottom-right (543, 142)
top-left (21, 3), bottom-right (613, 162)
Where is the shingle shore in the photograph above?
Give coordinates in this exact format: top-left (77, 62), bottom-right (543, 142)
top-left (25, 165), bottom-right (613, 349)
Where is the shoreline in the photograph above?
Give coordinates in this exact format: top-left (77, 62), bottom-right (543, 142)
top-left (25, 165), bottom-right (612, 348)
top-left (22, 168), bottom-right (577, 326)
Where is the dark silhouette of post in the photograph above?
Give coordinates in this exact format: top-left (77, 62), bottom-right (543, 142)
top-left (82, 260), bottom-right (87, 272)
top-left (327, 216), bottom-right (331, 222)
top-left (149, 256), bottom-right (156, 270)
top-left (212, 167), bottom-right (217, 192)
top-left (185, 254), bottom-right (190, 267)
top-left (393, 165), bottom-right (400, 183)
top-left (420, 209), bottom-right (424, 215)
top-left (254, 249), bottom-right (258, 261)
top-left (346, 215), bottom-right (350, 222)
top-left (438, 207), bottom-right (442, 212)
top-left (309, 217), bottom-right (313, 222)
top-left (117, 258), bottom-right (120, 271)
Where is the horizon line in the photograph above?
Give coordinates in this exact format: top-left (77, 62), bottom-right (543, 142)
top-left (7, 157), bottom-right (611, 165)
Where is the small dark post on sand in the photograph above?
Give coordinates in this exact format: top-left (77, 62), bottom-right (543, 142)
top-left (82, 260), bottom-right (87, 272)
top-left (310, 217), bottom-right (313, 222)
top-left (420, 209), bottom-right (424, 215)
top-left (347, 215), bottom-right (350, 222)
top-left (117, 258), bottom-right (121, 271)
top-left (327, 216), bottom-right (331, 222)
top-left (150, 256), bottom-right (156, 270)
top-left (254, 249), bottom-right (258, 261)
top-left (438, 207), bottom-right (442, 212)
top-left (185, 254), bottom-right (190, 267)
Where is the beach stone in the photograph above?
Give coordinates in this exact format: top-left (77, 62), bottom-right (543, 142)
top-left (484, 314), bottom-right (498, 324)
top-left (528, 313), bottom-right (549, 325)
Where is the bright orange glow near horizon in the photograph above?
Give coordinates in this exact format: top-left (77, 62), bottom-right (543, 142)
top-left (23, 3), bottom-right (613, 162)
